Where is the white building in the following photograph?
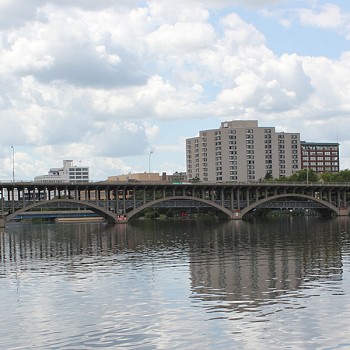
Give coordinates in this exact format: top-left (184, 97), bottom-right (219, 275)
top-left (34, 160), bottom-right (89, 183)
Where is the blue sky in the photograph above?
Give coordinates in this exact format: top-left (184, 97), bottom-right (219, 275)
top-left (0, 0), bottom-right (350, 180)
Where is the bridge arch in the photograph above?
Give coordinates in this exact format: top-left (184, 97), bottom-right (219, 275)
top-left (240, 193), bottom-right (340, 218)
top-left (126, 196), bottom-right (233, 220)
top-left (7, 199), bottom-right (118, 224)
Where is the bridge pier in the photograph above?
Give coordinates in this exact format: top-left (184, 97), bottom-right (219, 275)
top-left (116, 215), bottom-right (128, 224)
top-left (0, 217), bottom-right (6, 228)
top-left (338, 208), bottom-right (349, 217)
top-left (231, 210), bottom-right (242, 220)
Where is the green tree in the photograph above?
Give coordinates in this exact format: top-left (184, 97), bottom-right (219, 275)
top-left (285, 169), bottom-right (318, 182)
top-left (320, 169), bottom-right (350, 183)
top-left (338, 169), bottom-right (350, 182)
top-left (320, 172), bottom-right (337, 182)
top-left (264, 172), bottom-right (273, 181)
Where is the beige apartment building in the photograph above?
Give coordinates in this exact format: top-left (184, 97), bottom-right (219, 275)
top-left (186, 120), bottom-right (300, 182)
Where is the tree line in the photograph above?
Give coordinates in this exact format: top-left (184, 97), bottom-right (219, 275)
top-left (264, 169), bottom-right (350, 183)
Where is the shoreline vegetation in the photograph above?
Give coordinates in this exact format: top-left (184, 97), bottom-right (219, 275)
top-left (262, 168), bottom-right (350, 183)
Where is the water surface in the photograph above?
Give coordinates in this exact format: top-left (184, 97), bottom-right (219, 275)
top-left (1, 217), bottom-right (350, 349)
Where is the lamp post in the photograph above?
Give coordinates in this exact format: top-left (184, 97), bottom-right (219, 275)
top-left (306, 149), bottom-right (309, 186)
top-left (10, 146), bottom-right (15, 214)
top-left (148, 150), bottom-right (153, 179)
top-left (11, 146), bottom-right (15, 183)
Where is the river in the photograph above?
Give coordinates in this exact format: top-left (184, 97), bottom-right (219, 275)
top-left (1, 216), bottom-right (350, 349)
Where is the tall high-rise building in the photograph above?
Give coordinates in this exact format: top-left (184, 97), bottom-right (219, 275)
top-left (186, 120), bottom-right (300, 182)
top-left (300, 141), bottom-right (339, 173)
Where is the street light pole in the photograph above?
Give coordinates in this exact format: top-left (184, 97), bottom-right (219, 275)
top-left (10, 146), bottom-right (15, 214)
top-left (306, 150), bottom-right (309, 186)
top-left (11, 146), bottom-right (15, 183)
top-left (148, 150), bottom-right (153, 179)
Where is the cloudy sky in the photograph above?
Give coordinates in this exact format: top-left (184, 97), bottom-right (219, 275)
top-left (1, 0), bottom-right (350, 181)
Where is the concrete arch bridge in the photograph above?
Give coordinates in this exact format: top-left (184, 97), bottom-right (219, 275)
top-left (1, 181), bottom-right (350, 226)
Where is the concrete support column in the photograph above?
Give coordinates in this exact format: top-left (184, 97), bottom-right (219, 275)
top-left (116, 196), bottom-right (119, 214)
top-left (106, 188), bottom-right (109, 209)
top-left (1, 188), bottom-right (4, 214)
top-left (237, 188), bottom-right (240, 210)
top-left (231, 188), bottom-right (234, 210)
top-left (343, 191), bottom-right (347, 208)
top-left (123, 191), bottom-right (126, 215)
top-left (11, 187), bottom-right (15, 214)
top-left (132, 187), bottom-right (136, 210)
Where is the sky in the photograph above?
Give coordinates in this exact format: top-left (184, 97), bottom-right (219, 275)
top-left (1, 0), bottom-right (350, 181)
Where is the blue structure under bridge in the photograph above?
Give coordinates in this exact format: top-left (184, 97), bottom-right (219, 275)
top-left (14, 210), bottom-right (100, 220)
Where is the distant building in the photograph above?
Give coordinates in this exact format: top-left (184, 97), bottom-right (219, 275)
top-left (300, 141), bottom-right (340, 173)
top-left (186, 120), bottom-right (300, 182)
top-left (34, 160), bottom-right (89, 183)
top-left (107, 171), bottom-right (187, 183)
top-left (107, 172), bottom-right (162, 182)
top-left (162, 171), bottom-right (187, 183)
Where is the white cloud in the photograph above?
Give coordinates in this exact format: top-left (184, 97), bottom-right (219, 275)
top-left (263, 3), bottom-right (350, 38)
top-left (147, 22), bottom-right (216, 55)
top-left (1, 0), bottom-right (350, 180)
top-left (296, 3), bottom-right (345, 29)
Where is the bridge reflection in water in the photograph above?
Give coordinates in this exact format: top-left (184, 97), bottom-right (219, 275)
top-left (0, 218), bottom-right (346, 314)
top-left (188, 217), bottom-right (345, 311)
top-left (1, 181), bottom-right (350, 226)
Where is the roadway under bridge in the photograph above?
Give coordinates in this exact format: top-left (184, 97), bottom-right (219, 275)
top-left (1, 181), bottom-right (350, 226)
